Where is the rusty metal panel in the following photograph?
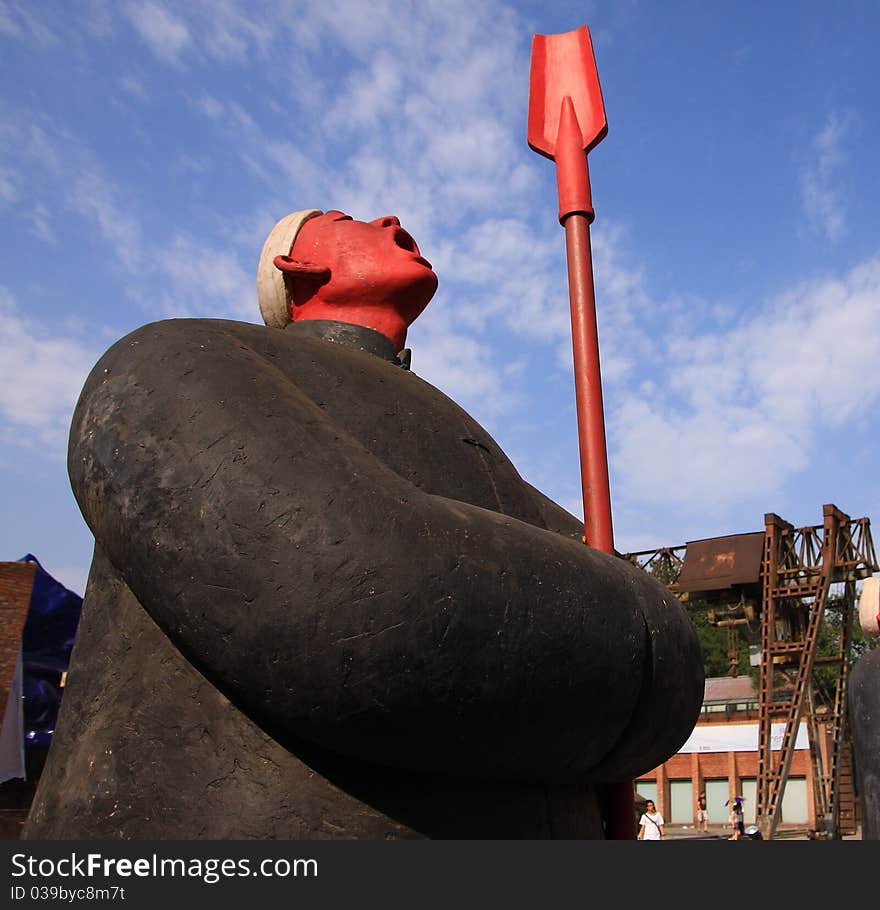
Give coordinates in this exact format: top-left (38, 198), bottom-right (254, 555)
top-left (677, 532), bottom-right (765, 593)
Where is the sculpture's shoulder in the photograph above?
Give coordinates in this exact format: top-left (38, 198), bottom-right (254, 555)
top-left (94, 317), bottom-right (281, 366)
top-left (78, 317), bottom-right (350, 415)
top-left (94, 317), bottom-right (410, 377)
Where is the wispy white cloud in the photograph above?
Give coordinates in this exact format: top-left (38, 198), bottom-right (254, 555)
top-left (125, 2), bottom-right (192, 66)
top-left (155, 232), bottom-right (255, 321)
top-left (119, 74), bottom-right (149, 100)
top-left (325, 51), bottom-right (404, 131)
top-left (0, 5), bottom-right (21, 38)
top-left (0, 3), bottom-right (59, 47)
top-left (608, 254), bottom-right (880, 539)
top-left (194, 0), bottom-right (271, 63)
top-left (0, 110), bottom-right (146, 271)
top-left (0, 289), bottom-right (98, 457)
top-left (27, 201), bottom-right (52, 242)
top-left (800, 111), bottom-right (856, 242)
top-left (123, 0), bottom-right (273, 67)
top-left (408, 301), bottom-right (521, 424)
top-left (0, 166), bottom-right (16, 204)
top-left (68, 173), bottom-right (144, 271)
top-left (194, 94), bottom-right (224, 120)
top-left (0, 98), bottom-right (260, 326)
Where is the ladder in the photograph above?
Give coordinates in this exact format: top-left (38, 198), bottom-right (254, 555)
top-left (755, 506), bottom-right (875, 838)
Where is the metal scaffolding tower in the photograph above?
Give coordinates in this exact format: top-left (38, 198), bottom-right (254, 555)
top-left (755, 506), bottom-right (876, 838)
top-left (624, 503), bottom-right (878, 840)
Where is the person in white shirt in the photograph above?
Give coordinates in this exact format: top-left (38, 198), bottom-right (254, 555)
top-left (638, 800), bottom-right (665, 840)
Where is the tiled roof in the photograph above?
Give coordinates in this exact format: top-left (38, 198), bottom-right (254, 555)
top-left (703, 675), bottom-right (758, 704)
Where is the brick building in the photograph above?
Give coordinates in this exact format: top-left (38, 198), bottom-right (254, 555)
top-left (635, 676), bottom-right (844, 831)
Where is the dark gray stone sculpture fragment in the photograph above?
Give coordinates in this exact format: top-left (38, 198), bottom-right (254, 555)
top-left (24, 317), bottom-right (703, 838)
top-left (850, 648), bottom-right (880, 840)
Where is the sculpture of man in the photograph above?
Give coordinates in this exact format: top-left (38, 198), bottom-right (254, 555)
top-left (24, 208), bottom-right (703, 839)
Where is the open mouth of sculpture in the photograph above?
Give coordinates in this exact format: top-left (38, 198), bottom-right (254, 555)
top-left (393, 227), bottom-right (432, 269)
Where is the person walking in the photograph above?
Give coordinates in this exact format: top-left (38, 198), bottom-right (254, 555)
top-left (638, 800), bottom-right (666, 840)
top-left (728, 797), bottom-right (745, 840)
top-left (696, 791), bottom-right (709, 833)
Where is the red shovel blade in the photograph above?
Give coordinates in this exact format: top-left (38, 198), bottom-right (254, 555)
top-left (528, 25), bottom-right (607, 159)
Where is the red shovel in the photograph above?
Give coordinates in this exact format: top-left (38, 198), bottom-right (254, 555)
top-left (528, 24), bottom-right (636, 840)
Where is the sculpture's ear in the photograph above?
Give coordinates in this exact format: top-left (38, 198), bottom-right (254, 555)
top-left (273, 255), bottom-right (331, 303)
top-left (273, 255), bottom-right (331, 280)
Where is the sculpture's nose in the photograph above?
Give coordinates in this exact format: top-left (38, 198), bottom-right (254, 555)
top-left (372, 216), bottom-right (401, 228)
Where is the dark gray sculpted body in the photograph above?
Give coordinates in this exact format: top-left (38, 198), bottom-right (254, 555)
top-left (850, 649), bottom-right (880, 840)
top-left (24, 318), bottom-right (703, 838)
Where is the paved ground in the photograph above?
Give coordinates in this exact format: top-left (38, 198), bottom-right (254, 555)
top-left (663, 823), bottom-right (862, 841)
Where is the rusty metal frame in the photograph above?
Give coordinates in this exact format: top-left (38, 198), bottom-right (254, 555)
top-left (624, 546), bottom-right (686, 590)
top-left (625, 504), bottom-right (877, 840)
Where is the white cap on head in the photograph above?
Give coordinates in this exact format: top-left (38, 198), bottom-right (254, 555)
top-left (256, 209), bottom-right (322, 328)
top-left (859, 576), bottom-right (880, 639)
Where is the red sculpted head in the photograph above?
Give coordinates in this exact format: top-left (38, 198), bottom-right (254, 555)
top-left (269, 210), bottom-right (438, 351)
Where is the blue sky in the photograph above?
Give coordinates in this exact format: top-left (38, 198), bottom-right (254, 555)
top-left (2, 0), bottom-right (879, 596)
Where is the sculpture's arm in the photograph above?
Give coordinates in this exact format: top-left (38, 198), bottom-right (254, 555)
top-left (523, 483), bottom-right (631, 565)
top-left (522, 481), bottom-right (583, 542)
top-left (70, 318), bottom-right (702, 782)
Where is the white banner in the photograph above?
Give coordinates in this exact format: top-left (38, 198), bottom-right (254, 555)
top-left (678, 722), bottom-right (809, 754)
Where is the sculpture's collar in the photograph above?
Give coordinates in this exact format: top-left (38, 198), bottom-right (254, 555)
top-left (285, 320), bottom-right (411, 369)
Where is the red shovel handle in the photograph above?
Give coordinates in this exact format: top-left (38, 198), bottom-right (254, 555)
top-left (563, 212), bottom-right (613, 554)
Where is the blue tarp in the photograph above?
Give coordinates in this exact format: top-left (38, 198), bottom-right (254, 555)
top-left (17, 555), bottom-right (83, 748)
